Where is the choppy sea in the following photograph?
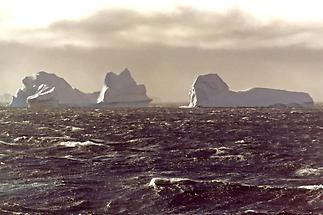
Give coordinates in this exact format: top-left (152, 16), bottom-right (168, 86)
top-left (0, 107), bottom-right (322, 214)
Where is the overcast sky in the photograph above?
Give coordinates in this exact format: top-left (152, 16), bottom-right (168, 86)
top-left (1, 0), bottom-right (323, 102)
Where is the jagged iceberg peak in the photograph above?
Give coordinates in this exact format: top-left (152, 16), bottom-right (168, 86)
top-left (98, 68), bottom-right (152, 107)
top-left (104, 68), bottom-right (137, 90)
top-left (10, 71), bottom-right (97, 107)
top-left (188, 73), bottom-right (314, 108)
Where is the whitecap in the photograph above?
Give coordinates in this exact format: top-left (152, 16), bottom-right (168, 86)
top-left (70, 126), bottom-right (84, 132)
top-left (210, 154), bottom-right (245, 161)
top-left (148, 177), bottom-right (193, 190)
top-left (59, 141), bottom-right (103, 147)
top-left (295, 168), bottom-right (322, 176)
top-left (298, 185), bottom-right (323, 190)
top-left (235, 140), bottom-right (246, 144)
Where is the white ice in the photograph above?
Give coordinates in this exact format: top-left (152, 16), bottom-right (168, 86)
top-left (187, 73), bottom-right (314, 107)
top-left (97, 68), bottom-right (152, 107)
top-left (10, 71), bottom-right (98, 107)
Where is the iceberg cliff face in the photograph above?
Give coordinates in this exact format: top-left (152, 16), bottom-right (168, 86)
top-left (26, 84), bottom-right (59, 108)
top-left (188, 73), bottom-right (314, 107)
top-left (10, 71), bottom-right (97, 107)
top-left (98, 68), bottom-right (152, 107)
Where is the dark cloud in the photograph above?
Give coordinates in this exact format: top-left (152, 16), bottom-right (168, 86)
top-left (36, 7), bottom-right (323, 49)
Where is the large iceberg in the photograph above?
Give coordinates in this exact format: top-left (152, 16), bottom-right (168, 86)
top-left (188, 73), bottom-right (314, 107)
top-left (97, 68), bottom-right (152, 107)
top-left (10, 71), bottom-right (97, 108)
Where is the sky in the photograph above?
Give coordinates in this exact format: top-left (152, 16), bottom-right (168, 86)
top-left (1, 0), bottom-right (323, 102)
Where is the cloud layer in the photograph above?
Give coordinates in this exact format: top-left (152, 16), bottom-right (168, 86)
top-left (17, 8), bottom-right (321, 49)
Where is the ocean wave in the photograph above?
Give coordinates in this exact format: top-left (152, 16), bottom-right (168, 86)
top-left (148, 177), bottom-right (323, 214)
top-left (1, 107), bottom-right (323, 214)
top-left (58, 141), bottom-right (104, 147)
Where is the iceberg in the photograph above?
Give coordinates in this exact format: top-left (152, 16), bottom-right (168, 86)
top-left (10, 71), bottom-right (97, 108)
top-left (97, 68), bottom-right (152, 107)
top-left (187, 73), bottom-right (314, 107)
top-left (0, 93), bottom-right (12, 104)
top-left (26, 84), bottom-right (59, 108)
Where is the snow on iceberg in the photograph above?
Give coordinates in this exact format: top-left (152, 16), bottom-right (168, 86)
top-left (187, 73), bottom-right (314, 107)
top-left (97, 68), bottom-right (152, 107)
top-left (10, 71), bottom-right (97, 107)
top-left (26, 84), bottom-right (59, 108)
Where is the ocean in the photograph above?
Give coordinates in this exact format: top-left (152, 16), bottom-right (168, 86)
top-left (0, 107), bottom-right (322, 214)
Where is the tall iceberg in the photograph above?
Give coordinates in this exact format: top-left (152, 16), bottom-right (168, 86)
top-left (10, 71), bottom-right (97, 107)
top-left (188, 73), bottom-right (314, 107)
top-left (97, 68), bottom-right (152, 107)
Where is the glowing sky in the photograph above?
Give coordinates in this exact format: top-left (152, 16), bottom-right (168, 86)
top-left (1, 0), bottom-right (323, 102)
top-left (2, 0), bottom-right (323, 28)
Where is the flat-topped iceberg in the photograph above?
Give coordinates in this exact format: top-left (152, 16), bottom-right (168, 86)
top-left (97, 68), bottom-right (152, 107)
top-left (10, 71), bottom-right (97, 108)
top-left (188, 73), bottom-right (314, 107)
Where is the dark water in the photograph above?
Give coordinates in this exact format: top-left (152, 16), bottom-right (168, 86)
top-left (0, 107), bottom-right (322, 214)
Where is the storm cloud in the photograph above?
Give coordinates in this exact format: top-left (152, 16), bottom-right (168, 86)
top-left (29, 7), bottom-right (323, 49)
top-left (1, 8), bottom-right (323, 102)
